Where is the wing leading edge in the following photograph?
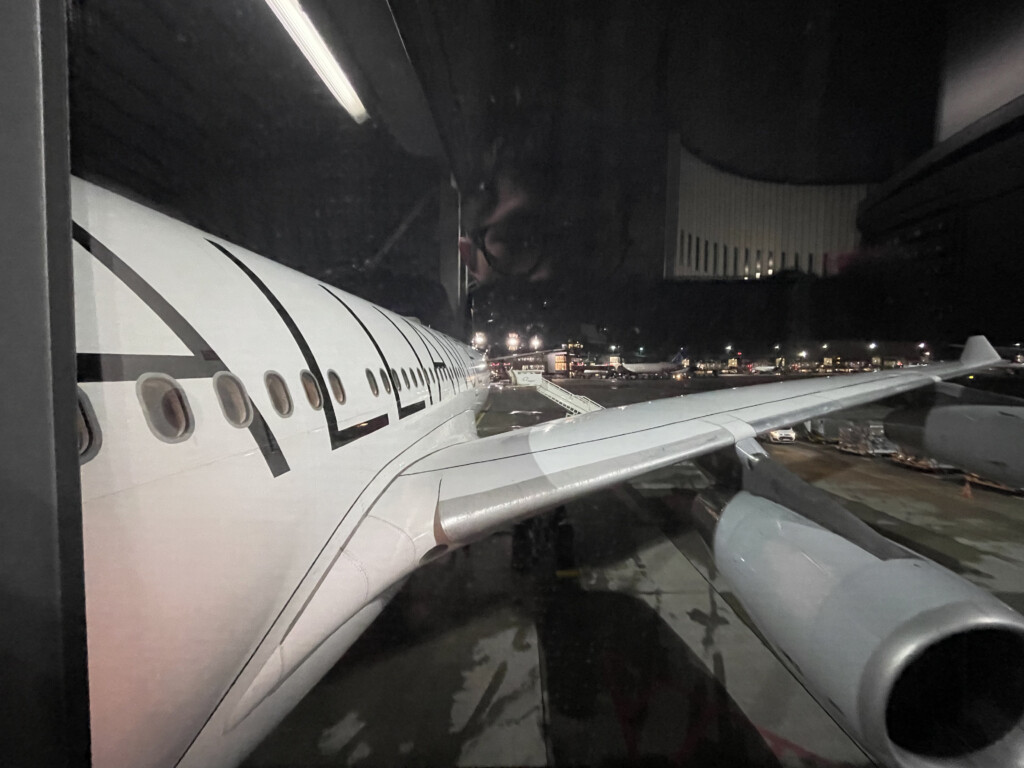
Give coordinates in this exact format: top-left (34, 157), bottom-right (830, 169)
top-left (399, 336), bottom-right (1001, 544)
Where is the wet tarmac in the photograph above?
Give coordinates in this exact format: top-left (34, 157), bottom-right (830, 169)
top-left (244, 375), bottom-right (1024, 767)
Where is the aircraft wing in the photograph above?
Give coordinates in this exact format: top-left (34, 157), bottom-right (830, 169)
top-left (403, 336), bottom-right (1001, 544)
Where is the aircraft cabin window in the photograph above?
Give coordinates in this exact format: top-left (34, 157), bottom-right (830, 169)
top-left (391, 368), bottom-right (401, 391)
top-left (265, 371), bottom-right (293, 417)
top-left (213, 372), bottom-right (253, 428)
top-left (300, 370), bottom-right (323, 411)
top-left (380, 368), bottom-right (392, 394)
top-left (137, 374), bottom-right (194, 443)
top-left (328, 370), bottom-right (346, 404)
top-left (77, 387), bottom-right (101, 463)
top-left (417, 368), bottom-right (425, 386)
top-left (366, 369), bottom-right (379, 397)
top-left (402, 368), bottom-right (410, 389)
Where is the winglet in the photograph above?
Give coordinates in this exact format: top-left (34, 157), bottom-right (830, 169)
top-left (960, 335), bottom-right (1001, 368)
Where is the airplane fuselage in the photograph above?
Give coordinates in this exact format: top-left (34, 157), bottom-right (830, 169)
top-left (73, 178), bottom-right (488, 768)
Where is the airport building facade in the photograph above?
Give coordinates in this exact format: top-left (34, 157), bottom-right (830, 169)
top-left (667, 147), bottom-right (868, 280)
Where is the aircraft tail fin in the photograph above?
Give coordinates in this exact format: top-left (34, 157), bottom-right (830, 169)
top-left (670, 349), bottom-right (684, 365)
top-left (960, 335), bottom-right (1001, 368)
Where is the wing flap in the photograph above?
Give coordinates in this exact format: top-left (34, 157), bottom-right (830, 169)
top-left (402, 337), bottom-right (1000, 544)
top-left (432, 423), bottom-right (734, 542)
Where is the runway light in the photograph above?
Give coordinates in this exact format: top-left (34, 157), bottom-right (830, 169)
top-left (822, 343), bottom-right (829, 350)
top-left (918, 342), bottom-right (927, 349)
top-left (868, 342), bottom-right (877, 350)
top-left (264, 0), bottom-right (369, 123)
top-left (799, 350), bottom-right (808, 358)
top-left (725, 345), bottom-right (732, 351)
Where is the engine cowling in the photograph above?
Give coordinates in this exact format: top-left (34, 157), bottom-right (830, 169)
top-left (695, 485), bottom-right (1024, 768)
top-left (884, 404), bottom-right (1024, 488)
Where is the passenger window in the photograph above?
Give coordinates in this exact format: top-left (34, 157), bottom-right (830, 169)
top-left (402, 368), bottom-right (410, 389)
top-left (366, 368), bottom-right (379, 396)
top-left (265, 371), bottom-right (293, 417)
top-left (417, 368), bottom-right (425, 386)
top-left (213, 372), bottom-right (253, 428)
top-left (300, 370), bottom-right (322, 410)
top-left (328, 370), bottom-right (346, 404)
top-left (380, 368), bottom-right (392, 394)
top-left (391, 368), bottom-right (401, 391)
top-left (138, 374), bottom-right (194, 442)
top-left (77, 387), bottom-right (101, 463)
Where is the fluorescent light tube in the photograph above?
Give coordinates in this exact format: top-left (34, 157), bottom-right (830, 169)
top-left (264, 0), bottom-right (369, 123)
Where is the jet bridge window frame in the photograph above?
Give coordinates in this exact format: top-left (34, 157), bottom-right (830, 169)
top-left (137, 373), bottom-right (195, 443)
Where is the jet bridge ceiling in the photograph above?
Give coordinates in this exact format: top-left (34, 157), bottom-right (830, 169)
top-left (68, 0), bottom-right (944, 288)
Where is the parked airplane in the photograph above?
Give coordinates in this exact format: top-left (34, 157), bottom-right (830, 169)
top-left (616, 349), bottom-right (686, 378)
top-left (73, 176), bottom-right (1024, 768)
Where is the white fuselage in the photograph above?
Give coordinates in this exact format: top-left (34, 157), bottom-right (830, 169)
top-left (73, 178), bottom-right (488, 768)
top-left (619, 361), bottom-right (681, 376)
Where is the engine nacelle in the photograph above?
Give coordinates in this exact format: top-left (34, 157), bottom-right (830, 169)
top-left (884, 405), bottom-right (1024, 488)
top-left (702, 489), bottom-right (1024, 768)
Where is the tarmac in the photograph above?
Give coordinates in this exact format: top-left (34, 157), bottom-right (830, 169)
top-left (244, 374), bottom-right (1024, 767)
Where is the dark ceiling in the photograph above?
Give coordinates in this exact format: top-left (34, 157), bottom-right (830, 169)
top-left (67, 0), bottom-right (948, 326)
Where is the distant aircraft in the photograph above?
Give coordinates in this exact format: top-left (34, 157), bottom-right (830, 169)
top-left (617, 349), bottom-right (686, 378)
top-left (72, 177), bottom-right (1023, 768)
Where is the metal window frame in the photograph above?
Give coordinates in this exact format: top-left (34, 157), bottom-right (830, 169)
top-left (0, 1), bottom-right (91, 764)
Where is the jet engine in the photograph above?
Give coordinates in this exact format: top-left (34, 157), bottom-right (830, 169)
top-left (692, 452), bottom-right (1024, 768)
top-left (884, 404), bottom-right (1024, 489)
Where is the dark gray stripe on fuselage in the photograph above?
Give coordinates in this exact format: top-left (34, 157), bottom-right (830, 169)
top-left (211, 241), bottom-right (361, 451)
top-left (401, 319), bottom-right (449, 395)
top-left (374, 308), bottom-right (434, 405)
top-left (319, 284), bottom-right (414, 417)
top-left (76, 353), bottom-right (221, 382)
top-left (73, 225), bottom-right (289, 477)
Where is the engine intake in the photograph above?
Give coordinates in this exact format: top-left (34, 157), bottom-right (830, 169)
top-left (885, 627), bottom-right (1024, 759)
top-left (700, 486), bottom-right (1024, 768)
